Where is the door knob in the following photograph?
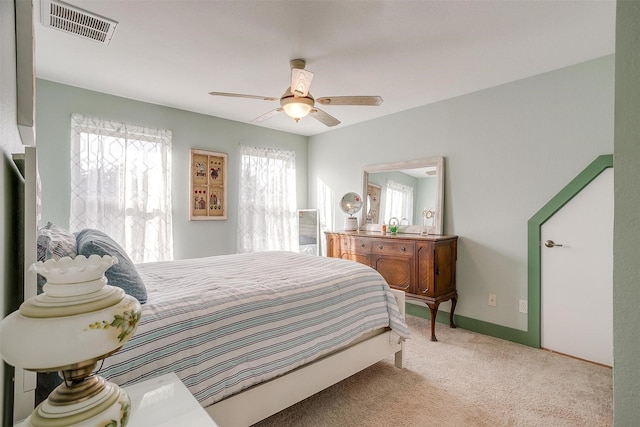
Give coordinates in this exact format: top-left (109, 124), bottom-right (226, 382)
top-left (544, 240), bottom-right (563, 248)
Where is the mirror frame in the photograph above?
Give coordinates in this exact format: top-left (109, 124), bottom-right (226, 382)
top-left (360, 156), bottom-right (445, 235)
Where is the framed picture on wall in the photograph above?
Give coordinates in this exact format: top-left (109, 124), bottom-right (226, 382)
top-left (189, 149), bottom-right (227, 220)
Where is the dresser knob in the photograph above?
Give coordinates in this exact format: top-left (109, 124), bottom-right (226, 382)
top-left (401, 247), bottom-right (406, 252)
top-left (361, 243), bottom-right (365, 247)
top-left (378, 245), bottom-right (383, 250)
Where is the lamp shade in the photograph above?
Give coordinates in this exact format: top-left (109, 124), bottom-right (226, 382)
top-left (0, 254), bottom-right (141, 371)
top-left (280, 94), bottom-right (314, 121)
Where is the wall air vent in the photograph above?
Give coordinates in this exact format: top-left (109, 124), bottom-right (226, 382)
top-left (41, 0), bottom-right (118, 45)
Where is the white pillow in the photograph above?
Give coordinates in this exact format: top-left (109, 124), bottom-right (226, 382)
top-left (36, 222), bottom-right (77, 293)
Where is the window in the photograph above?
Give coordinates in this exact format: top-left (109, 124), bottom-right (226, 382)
top-left (237, 145), bottom-right (297, 253)
top-left (70, 114), bottom-right (173, 263)
top-left (384, 180), bottom-right (414, 224)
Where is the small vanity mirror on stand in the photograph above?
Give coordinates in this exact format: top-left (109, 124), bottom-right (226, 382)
top-left (340, 192), bottom-right (363, 231)
top-left (361, 157), bottom-right (445, 235)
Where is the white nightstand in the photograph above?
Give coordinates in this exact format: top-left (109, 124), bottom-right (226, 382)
top-left (126, 372), bottom-right (218, 427)
top-left (14, 372), bottom-right (217, 427)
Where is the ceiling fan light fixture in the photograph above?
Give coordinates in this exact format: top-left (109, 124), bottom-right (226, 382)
top-left (281, 95), bottom-right (314, 122)
top-left (209, 59), bottom-right (382, 127)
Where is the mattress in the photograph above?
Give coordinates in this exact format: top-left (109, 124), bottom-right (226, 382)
top-left (99, 251), bottom-right (409, 407)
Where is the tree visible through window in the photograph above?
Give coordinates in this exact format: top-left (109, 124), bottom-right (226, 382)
top-left (70, 114), bottom-right (173, 263)
top-left (237, 145), bottom-right (297, 253)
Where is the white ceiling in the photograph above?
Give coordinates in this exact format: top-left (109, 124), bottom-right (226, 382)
top-left (34, 0), bottom-right (616, 137)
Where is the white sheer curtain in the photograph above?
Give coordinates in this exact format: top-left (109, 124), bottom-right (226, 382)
top-left (316, 177), bottom-right (335, 253)
top-left (237, 145), bottom-right (297, 253)
top-left (70, 114), bottom-right (173, 263)
top-left (384, 180), bottom-right (414, 224)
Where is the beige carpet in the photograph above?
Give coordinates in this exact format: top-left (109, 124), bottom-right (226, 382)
top-left (254, 315), bottom-right (612, 427)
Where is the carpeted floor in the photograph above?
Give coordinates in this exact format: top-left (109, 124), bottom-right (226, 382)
top-left (254, 315), bottom-right (612, 427)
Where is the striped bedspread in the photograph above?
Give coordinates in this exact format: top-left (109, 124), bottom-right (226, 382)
top-left (100, 251), bottom-right (409, 408)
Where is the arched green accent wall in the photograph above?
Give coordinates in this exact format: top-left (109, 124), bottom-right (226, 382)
top-left (527, 154), bottom-right (613, 347)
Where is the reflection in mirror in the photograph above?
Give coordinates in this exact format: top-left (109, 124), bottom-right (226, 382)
top-left (366, 184), bottom-right (381, 224)
top-left (361, 157), bottom-right (445, 235)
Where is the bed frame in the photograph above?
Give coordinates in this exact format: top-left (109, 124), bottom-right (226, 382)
top-left (207, 289), bottom-right (405, 427)
top-left (12, 146), bottom-right (38, 424)
top-left (16, 147), bottom-right (405, 426)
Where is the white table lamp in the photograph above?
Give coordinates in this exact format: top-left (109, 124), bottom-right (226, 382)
top-left (0, 255), bottom-right (141, 427)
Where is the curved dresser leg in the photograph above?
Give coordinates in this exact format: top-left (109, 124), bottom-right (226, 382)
top-left (449, 295), bottom-right (458, 329)
top-left (427, 302), bottom-right (440, 342)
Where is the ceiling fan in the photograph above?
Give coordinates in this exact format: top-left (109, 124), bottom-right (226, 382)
top-left (209, 59), bottom-right (383, 127)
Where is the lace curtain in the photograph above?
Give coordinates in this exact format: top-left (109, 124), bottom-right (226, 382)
top-left (237, 145), bottom-right (297, 253)
top-left (384, 180), bottom-right (414, 224)
top-left (70, 114), bottom-right (173, 263)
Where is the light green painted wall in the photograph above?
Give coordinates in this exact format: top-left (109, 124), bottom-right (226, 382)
top-left (613, 1), bottom-right (640, 423)
top-left (35, 80), bottom-right (308, 260)
top-left (308, 55), bottom-right (614, 332)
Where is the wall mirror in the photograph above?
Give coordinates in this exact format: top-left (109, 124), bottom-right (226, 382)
top-left (297, 209), bottom-right (320, 255)
top-left (361, 157), bottom-right (445, 235)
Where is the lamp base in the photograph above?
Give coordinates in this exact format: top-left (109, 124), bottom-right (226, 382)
top-left (28, 371), bottom-right (131, 427)
top-left (343, 217), bottom-right (358, 231)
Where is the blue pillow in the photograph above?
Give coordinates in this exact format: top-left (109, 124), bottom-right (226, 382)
top-left (75, 228), bottom-right (147, 304)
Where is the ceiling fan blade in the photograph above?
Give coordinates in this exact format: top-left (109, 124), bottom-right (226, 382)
top-left (253, 108), bottom-right (283, 123)
top-left (291, 68), bottom-right (314, 97)
top-left (310, 108), bottom-right (341, 127)
top-left (209, 92), bottom-right (278, 101)
top-left (316, 96), bottom-right (383, 106)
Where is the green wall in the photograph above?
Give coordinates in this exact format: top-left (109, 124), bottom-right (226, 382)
top-left (613, 1), bottom-right (640, 423)
top-left (308, 55), bottom-right (614, 334)
top-left (35, 80), bottom-right (308, 260)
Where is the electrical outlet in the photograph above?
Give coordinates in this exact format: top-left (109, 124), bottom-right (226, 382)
top-left (519, 299), bottom-right (528, 313)
top-left (488, 293), bottom-right (497, 307)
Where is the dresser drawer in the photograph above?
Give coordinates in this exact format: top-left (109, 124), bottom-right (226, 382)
top-left (372, 240), bottom-right (414, 257)
top-left (352, 237), bottom-right (373, 253)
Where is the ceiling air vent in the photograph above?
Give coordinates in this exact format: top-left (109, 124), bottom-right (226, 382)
top-left (41, 0), bottom-right (118, 45)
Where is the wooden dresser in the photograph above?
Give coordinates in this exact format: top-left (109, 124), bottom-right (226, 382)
top-left (326, 231), bottom-right (458, 341)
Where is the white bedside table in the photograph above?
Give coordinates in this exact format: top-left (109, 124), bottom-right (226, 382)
top-left (14, 372), bottom-right (217, 427)
top-left (126, 372), bottom-right (218, 427)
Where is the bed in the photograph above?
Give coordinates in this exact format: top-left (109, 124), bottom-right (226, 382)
top-left (14, 148), bottom-right (408, 426)
top-left (99, 250), bottom-right (408, 426)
